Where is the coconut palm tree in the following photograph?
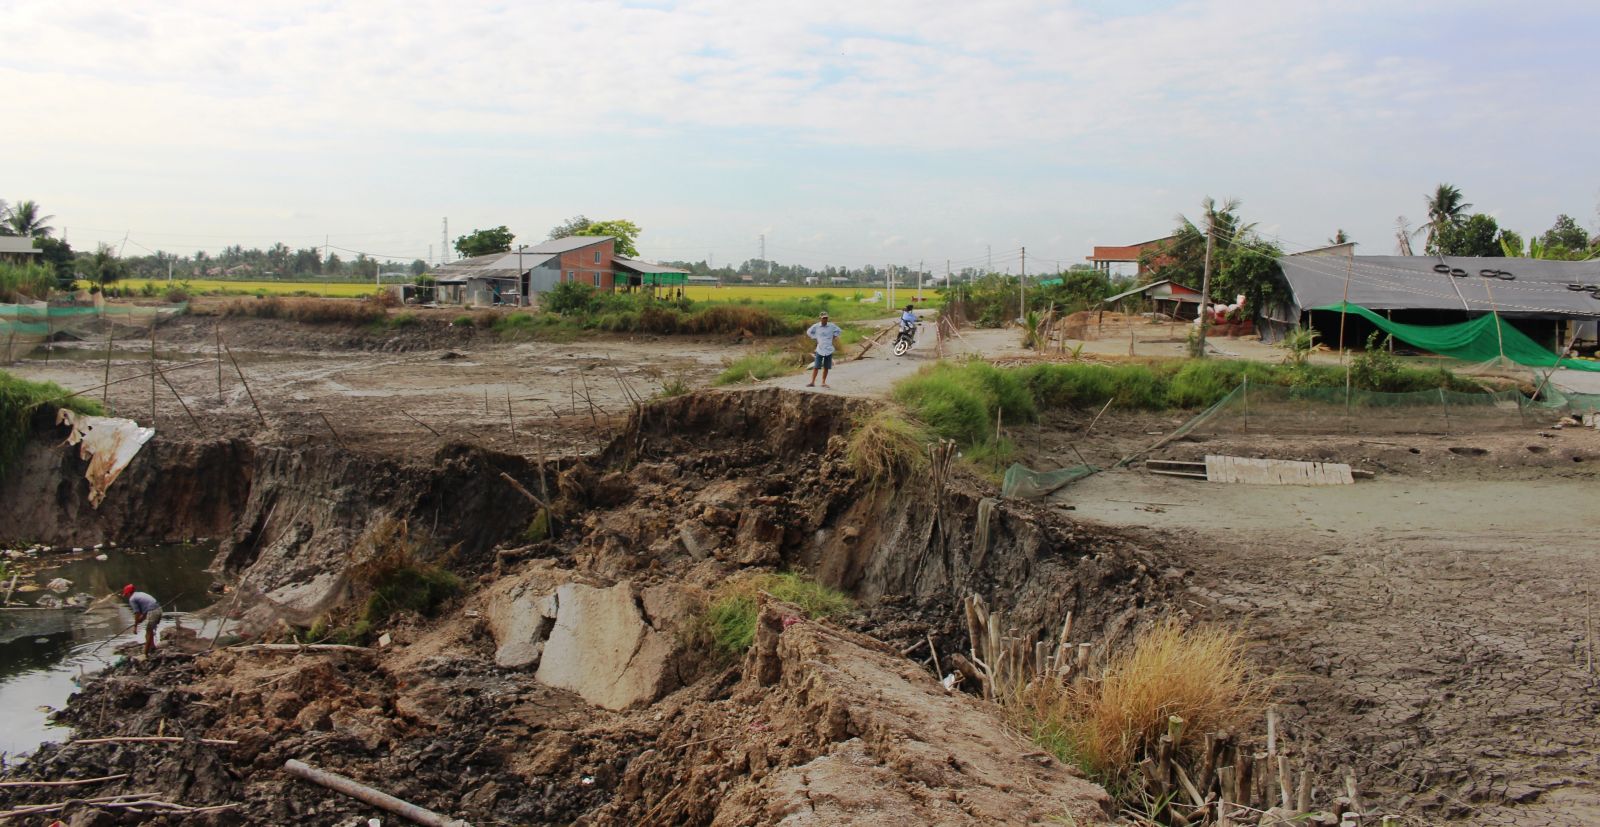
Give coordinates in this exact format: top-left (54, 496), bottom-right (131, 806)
top-left (1422, 184), bottom-right (1470, 254)
top-left (6, 200), bottom-right (55, 238)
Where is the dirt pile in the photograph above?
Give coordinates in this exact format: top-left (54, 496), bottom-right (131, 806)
top-left (2, 387), bottom-right (1177, 824)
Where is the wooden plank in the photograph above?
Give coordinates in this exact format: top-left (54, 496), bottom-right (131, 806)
top-left (1204, 455), bottom-right (1353, 486)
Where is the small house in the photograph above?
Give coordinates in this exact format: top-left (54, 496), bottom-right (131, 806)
top-left (430, 236), bottom-right (617, 307)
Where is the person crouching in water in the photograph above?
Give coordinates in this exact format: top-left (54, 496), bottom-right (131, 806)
top-left (122, 584), bottom-right (161, 655)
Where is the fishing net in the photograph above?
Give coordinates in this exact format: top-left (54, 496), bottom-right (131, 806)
top-left (1188, 381), bottom-right (1544, 436)
top-left (1, 302), bottom-right (179, 361)
top-left (1000, 462), bottom-right (1097, 499)
top-left (1314, 302), bottom-right (1600, 372)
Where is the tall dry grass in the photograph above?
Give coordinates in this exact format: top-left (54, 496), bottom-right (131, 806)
top-left (1014, 618), bottom-right (1272, 784)
top-left (219, 295), bottom-right (388, 324)
top-left (845, 408), bottom-right (929, 485)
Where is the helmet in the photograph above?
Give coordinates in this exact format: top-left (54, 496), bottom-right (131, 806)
top-left (122, 584), bottom-right (136, 597)
top-left (904, 304), bottom-right (914, 311)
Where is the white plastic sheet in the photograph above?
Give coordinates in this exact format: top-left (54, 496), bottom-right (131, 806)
top-left (56, 409), bottom-right (154, 508)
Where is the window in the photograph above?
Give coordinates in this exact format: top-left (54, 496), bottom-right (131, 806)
top-left (593, 271), bottom-right (602, 287)
top-left (568, 270), bottom-right (575, 281)
top-left (594, 251), bottom-right (601, 264)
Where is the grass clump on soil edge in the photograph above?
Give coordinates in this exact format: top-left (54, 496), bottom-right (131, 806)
top-left (703, 572), bottom-right (852, 656)
top-left (305, 518), bottom-right (461, 645)
top-left (1, 370), bottom-right (105, 481)
top-left (1011, 619), bottom-right (1272, 792)
top-left (846, 408), bottom-right (930, 486)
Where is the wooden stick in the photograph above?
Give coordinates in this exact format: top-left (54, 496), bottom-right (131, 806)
top-left (68, 736), bottom-right (238, 746)
top-left (506, 385), bottom-right (516, 438)
top-left (102, 322), bottom-right (115, 406)
top-left (284, 758), bottom-right (471, 827)
top-left (215, 321), bottom-right (223, 401)
top-left (222, 341), bottom-right (265, 424)
top-left (927, 633), bottom-right (942, 681)
top-left (154, 363), bottom-right (202, 430)
top-left (227, 643), bottom-right (370, 654)
top-left (400, 409), bottom-right (442, 437)
top-left (317, 412), bottom-right (346, 448)
top-left (1278, 755), bottom-right (1293, 810)
top-left (149, 317), bottom-right (158, 425)
top-left (1085, 396), bottom-right (1115, 435)
top-left (0, 773), bottom-right (129, 788)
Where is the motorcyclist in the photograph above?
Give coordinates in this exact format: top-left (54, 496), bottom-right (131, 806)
top-left (899, 304), bottom-right (918, 338)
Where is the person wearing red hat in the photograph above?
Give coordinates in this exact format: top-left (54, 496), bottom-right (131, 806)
top-left (122, 584), bottom-right (161, 655)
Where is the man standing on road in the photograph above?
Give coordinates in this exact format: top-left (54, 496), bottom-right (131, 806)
top-left (806, 311), bottom-right (843, 389)
top-left (122, 584), bottom-right (161, 656)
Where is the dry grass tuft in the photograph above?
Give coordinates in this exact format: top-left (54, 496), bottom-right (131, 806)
top-left (221, 295), bottom-right (387, 324)
top-left (846, 409), bottom-right (929, 485)
top-left (1016, 618), bottom-right (1271, 783)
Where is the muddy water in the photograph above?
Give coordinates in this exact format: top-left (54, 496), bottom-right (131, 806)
top-left (0, 544), bottom-right (218, 758)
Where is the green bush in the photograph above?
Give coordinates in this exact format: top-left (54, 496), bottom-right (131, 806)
top-left (546, 281), bottom-right (599, 315)
top-left (389, 311), bottom-right (420, 328)
top-left (892, 361), bottom-right (1036, 446)
top-left (0, 262), bottom-right (56, 302)
top-left (705, 573), bottom-right (852, 655)
top-left (452, 314), bottom-right (475, 327)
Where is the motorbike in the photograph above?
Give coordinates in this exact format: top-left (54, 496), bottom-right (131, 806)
top-left (892, 322), bottom-right (918, 356)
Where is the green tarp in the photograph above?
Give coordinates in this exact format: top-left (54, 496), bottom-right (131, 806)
top-left (1313, 302), bottom-right (1600, 372)
top-left (1001, 462), bottom-right (1097, 499)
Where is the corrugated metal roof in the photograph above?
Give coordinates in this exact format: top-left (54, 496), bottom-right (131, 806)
top-left (0, 237), bottom-right (41, 254)
top-left (1277, 255), bottom-right (1600, 318)
top-left (525, 235), bottom-right (613, 255)
top-left (1103, 279), bottom-right (1199, 304)
top-left (612, 256), bottom-right (689, 275)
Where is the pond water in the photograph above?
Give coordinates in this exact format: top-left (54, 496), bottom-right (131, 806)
top-left (0, 544), bottom-right (219, 759)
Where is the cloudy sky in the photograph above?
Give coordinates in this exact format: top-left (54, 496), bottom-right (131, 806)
top-left (5, 0), bottom-right (1598, 270)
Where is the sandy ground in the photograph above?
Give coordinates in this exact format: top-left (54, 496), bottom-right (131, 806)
top-left (1057, 469), bottom-right (1600, 825)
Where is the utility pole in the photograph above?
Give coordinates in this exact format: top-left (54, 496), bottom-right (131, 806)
top-left (1196, 209), bottom-right (1215, 358)
top-left (1020, 246), bottom-right (1026, 320)
top-left (917, 259), bottom-right (924, 302)
top-left (759, 234), bottom-right (765, 281)
top-left (441, 217), bottom-right (448, 264)
top-left (987, 244), bottom-right (992, 273)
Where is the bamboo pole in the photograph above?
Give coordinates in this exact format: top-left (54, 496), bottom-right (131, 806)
top-left (283, 759), bottom-right (471, 827)
top-left (102, 322), bottom-right (115, 406)
top-left (154, 364), bottom-right (202, 430)
top-left (222, 340), bottom-right (265, 424)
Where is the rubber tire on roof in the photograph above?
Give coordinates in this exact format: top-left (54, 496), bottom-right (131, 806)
top-left (1433, 264), bottom-right (1452, 274)
top-left (1450, 268), bottom-right (1468, 278)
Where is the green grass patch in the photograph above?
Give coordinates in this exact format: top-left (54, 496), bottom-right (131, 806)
top-left (704, 572), bottom-right (853, 655)
top-left (1, 370), bottom-right (105, 481)
top-left (714, 351), bottom-right (800, 386)
top-left (891, 360), bottom-right (1037, 446)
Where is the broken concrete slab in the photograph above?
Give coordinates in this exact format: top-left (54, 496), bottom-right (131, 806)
top-left (535, 581), bottom-right (678, 710)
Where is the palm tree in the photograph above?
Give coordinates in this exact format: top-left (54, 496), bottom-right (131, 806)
top-left (0, 199), bottom-right (10, 235)
top-left (1422, 184), bottom-right (1470, 254)
top-left (6, 200), bottom-right (55, 238)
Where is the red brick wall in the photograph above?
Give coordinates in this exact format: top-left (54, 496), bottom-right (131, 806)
top-left (556, 239), bottom-right (617, 290)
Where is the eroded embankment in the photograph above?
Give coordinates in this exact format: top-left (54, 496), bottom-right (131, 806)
top-left (0, 388), bottom-right (1174, 825)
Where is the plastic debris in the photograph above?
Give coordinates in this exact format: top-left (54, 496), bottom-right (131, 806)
top-left (57, 409), bottom-right (155, 509)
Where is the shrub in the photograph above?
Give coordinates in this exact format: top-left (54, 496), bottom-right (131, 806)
top-left (1013, 619), bottom-right (1270, 785)
top-left (452, 314), bottom-right (475, 327)
top-left (0, 262), bottom-right (56, 302)
top-left (389, 311), bottom-right (419, 328)
top-left (846, 409), bottom-right (929, 485)
top-left (311, 519), bottom-right (461, 644)
top-left (164, 285), bottom-right (191, 303)
top-left (1350, 331), bottom-right (1404, 391)
top-left (1281, 327), bottom-right (1319, 366)
top-left (704, 573), bottom-right (852, 655)
top-left (686, 305), bottom-right (795, 336)
top-left (892, 361), bottom-right (1035, 446)
top-left (713, 352), bottom-right (798, 385)
top-left (546, 281), bottom-right (599, 315)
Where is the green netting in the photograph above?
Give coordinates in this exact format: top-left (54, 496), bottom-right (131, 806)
top-left (1313, 302), bottom-right (1600, 372)
top-left (1001, 462), bottom-right (1097, 499)
top-left (1541, 385), bottom-right (1600, 414)
top-left (1192, 381), bottom-right (1541, 435)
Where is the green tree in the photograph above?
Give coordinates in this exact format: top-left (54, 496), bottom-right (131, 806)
top-left (547, 215), bottom-right (592, 240)
top-left (454, 226), bottom-right (515, 258)
top-left (575, 219), bottom-right (641, 257)
top-left (409, 258), bottom-right (428, 276)
top-left (1144, 197), bottom-right (1285, 313)
top-left (1541, 214), bottom-right (1589, 253)
top-left (32, 236), bottom-right (76, 287)
top-left (80, 245), bottom-right (128, 290)
top-left (1497, 229), bottom-right (1525, 257)
top-left (4, 200), bottom-right (55, 238)
top-left (1422, 184), bottom-right (1471, 254)
top-left (1434, 213), bottom-right (1504, 257)
top-left (1329, 229), bottom-right (1349, 244)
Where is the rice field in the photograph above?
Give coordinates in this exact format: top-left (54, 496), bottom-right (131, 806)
top-left (677, 284), bottom-right (935, 304)
top-left (107, 279), bottom-right (383, 297)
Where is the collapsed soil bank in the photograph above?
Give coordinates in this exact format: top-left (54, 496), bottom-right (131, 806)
top-left (0, 387), bottom-right (1170, 825)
